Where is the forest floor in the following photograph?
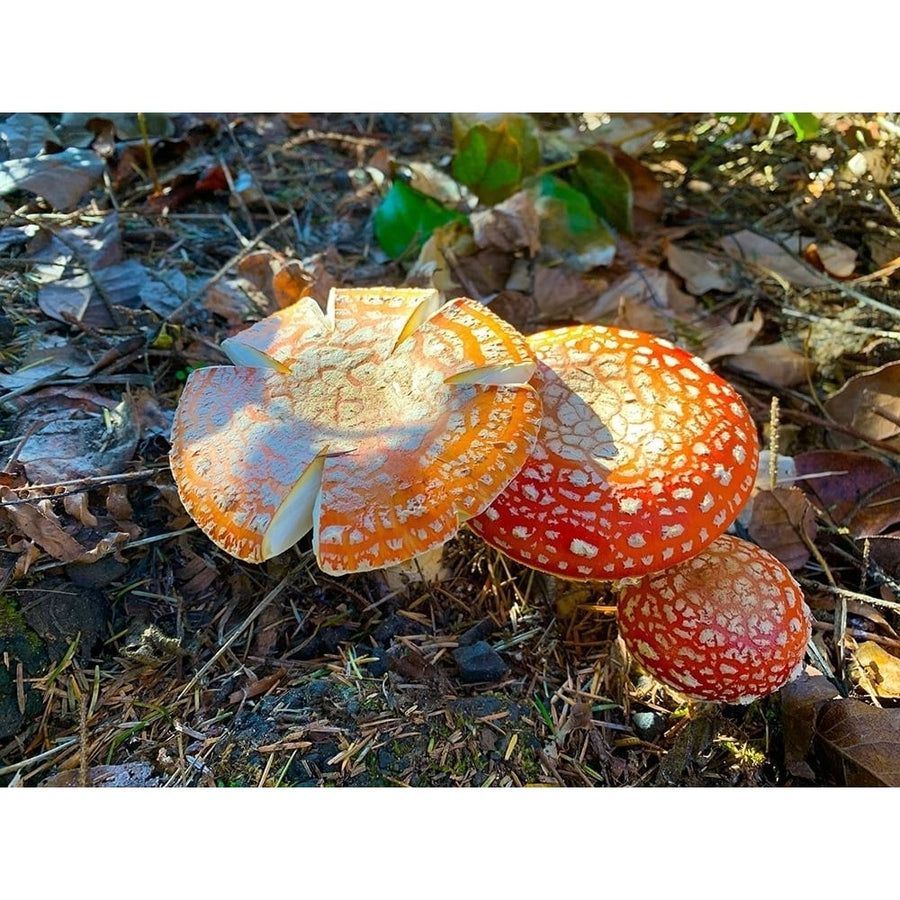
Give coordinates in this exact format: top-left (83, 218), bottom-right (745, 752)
top-left (2, 112), bottom-right (900, 788)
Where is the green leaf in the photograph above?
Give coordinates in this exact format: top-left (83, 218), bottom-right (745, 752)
top-left (783, 113), bottom-right (820, 142)
top-left (527, 174), bottom-right (616, 270)
top-left (451, 114), bottom-right (541, 206)
top-left (373, 180), bottom-right (466, 260)
top-left (452, 123), bottom-right (522, 206)
top-left (570, 148), bottom-right (634, 235)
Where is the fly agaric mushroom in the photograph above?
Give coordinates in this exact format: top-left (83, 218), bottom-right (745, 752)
top-left (616, 533), bottom-right (812, 704)
top-left (469, 324), bottom-right (759, 580)
top-left (170, 287), bottom-right (542, 575)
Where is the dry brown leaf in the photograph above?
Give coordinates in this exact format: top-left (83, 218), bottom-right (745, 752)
top-left (698, 309), bottom-right (764, 362)
top-left (719, 230), bottom-right (830, 288)
top-left (531, 266), bottom-right (609, 323)
top-left (575, 267), bottom-right (696, 330)
top-left (37, 260), bottom-right (149, 329)
top-left (746, 486), bottom-right (818, 570)
top-left (867, 534), bottom-right (900, 580)
top-left (0, 486), bottom-right (130, 565)
top-left (851, 642), bottom-right (900, 699)
top-left (794, 449), bottom-right (900, 537)
top-left (780, 666), bottom-right (841, 780)
top-left (824, 360), bottom-right (900, 451)
top-left (11, 541), bottom-right (42, 578)
top-left (814, 698), bottom-right (900, 786)
top-left (204, 278), bottom-right (271, 329)
top-left (580, 114), bottom-right (671, 156)
top-left (0, 339), bottom-right (95, 391)
top-left (727, 340), bottom-right (815, 387)
top-left (63, 493), bottom-right (98, 528)
top-left (813, 240), bottom-right (857, 278)
top-left (8, 391), bottom-right (139, 484)
top-left (407, 220), bottom-right (473, 294)
top-left (470, 190), bottom-right (541, 256)
top-left (608, 148), bottom-right (664, 231)
top-left (271, 263), bottom-right (313, 308)
top-left (0, 147), bottom-right (104, 210)
top-left (665, 241), bottom-right (739, 294)
top-left (104, 484), bottom-right (142, 541)
top-left (236, 248), bottom-right (314, 310)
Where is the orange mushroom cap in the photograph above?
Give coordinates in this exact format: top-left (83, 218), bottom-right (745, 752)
top-left (169, 288), bottom-right (542, 575)
top-left (469, 325), bottom-right (760, 580)
top-left (616, 534), bottom-right (812, 704)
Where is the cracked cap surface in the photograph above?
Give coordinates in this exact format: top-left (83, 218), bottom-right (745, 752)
top-left (170, 288), bottom-right (542, 574)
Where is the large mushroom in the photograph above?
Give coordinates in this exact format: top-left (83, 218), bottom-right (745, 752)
top-left (615, 533), bottom-right (813, 704)
top-left (469, 324), bottom-right (760, 580)
top-left (170, 288), bottom-right (542, 574)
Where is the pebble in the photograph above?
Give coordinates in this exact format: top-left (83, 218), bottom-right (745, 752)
top-left (452, 641), bottom-right (509, 683)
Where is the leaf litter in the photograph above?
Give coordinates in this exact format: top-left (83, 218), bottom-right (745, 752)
top-left (1, 112), bottom-right (900, 787)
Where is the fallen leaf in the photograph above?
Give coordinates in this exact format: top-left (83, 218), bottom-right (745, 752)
top-left (484, 290), bottom-right (543, 335)
top-left (0, 113), bottom-right (59, 158)
top-left (450, 246), bottom-right (514, 297)
top-left (531, 266), bottom-right (609, 323)
top-left (405, 160), bottom-right (470, 208)
top-left (27, 213), bottom-right (122, 274)
top-left (814, 698), bottom-right (900, 786)
top-left (529, 174), bottom-right (616, 272)
top-left (746, 486), bottom-right (818, 570)
top-left (780, 666), bottom-right (841, 780)
top-left (698, 309), bottom-right (764, 361)
top-left (139, 268), bottom-right (190, 318)
top-left (851, 642), bottom-right (900, 699)
top-left (236, 248), bottom-right (313, 309)
top-left (609, 148), bottom-right (664, 231)
top-left (104, 483), bottom-right (141, 540)
top-left (824, 360), bottom-right (900, 451)
top-left (63, 493), bottom-right (98, 528)
top-left (38, 259), bottom-right (148, 327)
top-left (0, 147), bottom-right (104, 210)
top-left (579, 114), bottom-right (670, 156)
top-left (0, 486), bottom-right (130, 565)
top-left (794, 449), bottom-right (900, 537)
top-left (719, 229), bottom-right (830, 288)
top-left (665, 241), bottom-right (739, 294)
top-left (807, 239), bottom-right (857, 278)
top-left (8, 391), bottom-right (140, 483)
top-left (0, 338), bottom-right (96, 391)
top-left (373, 179), bottom-right (466, 260)
top-left (866, 534), bottom-right (900, 580)
top-left (451, 114), bottom-right (541, 205)
top-left (571, 147), bottom-right (634, 234)
top-left (575, 266), bottom-right (696, 329)
top-left (470, 190), bottom-right (541, 255)
top-left (204, 278), bottom-right (271, 329)
top-left (727, 340), bottom-right (815, 387)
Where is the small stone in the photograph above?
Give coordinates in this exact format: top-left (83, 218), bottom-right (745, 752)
top-left (457, 618), bottom-right (496, 647)
top-left (631, 710), bottom-right (667, 742)
top-left (365, 646), bottom-right (389, 678)
top-left (452, 641), bottom-right (509, 684)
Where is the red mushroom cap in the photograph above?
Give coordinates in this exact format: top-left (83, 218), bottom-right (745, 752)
top-left (616, 534), bottom-right (813, 704)
top-left (170, 288), bottom-right (542, 574)
top-left (469, 325), bottom-right (760, 580)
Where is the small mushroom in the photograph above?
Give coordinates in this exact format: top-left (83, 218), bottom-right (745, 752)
top-left (616, 534), bottom-right (813, 704)
top-left (170, 288), bottom-right (542, 574)
top-left (469, 325), bottom-right (760, 579)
